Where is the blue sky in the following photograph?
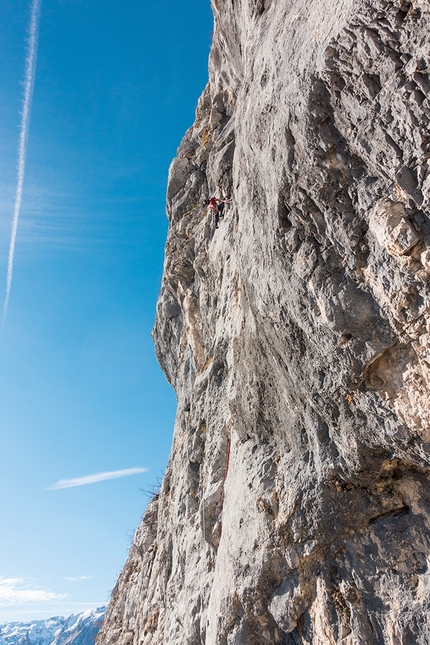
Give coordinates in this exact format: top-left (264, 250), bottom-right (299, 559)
top-left (0, 0), bottom-right (212, 622)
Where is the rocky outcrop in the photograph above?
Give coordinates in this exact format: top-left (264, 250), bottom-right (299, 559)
top-left (97, 0), bottom-right (430, 643)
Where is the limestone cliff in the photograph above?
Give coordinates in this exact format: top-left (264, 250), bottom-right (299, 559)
top-left (97, 0), bottom-right (430, 642)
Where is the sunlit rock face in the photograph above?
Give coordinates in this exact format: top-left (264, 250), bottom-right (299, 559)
top-left (97, 0), bottom-right (430, 643)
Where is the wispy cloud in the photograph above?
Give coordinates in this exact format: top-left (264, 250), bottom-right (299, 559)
top-left (47, 467), bottom-right (148, 490)
top-left (65, 576), bottom-right (92, 582)
top-left (2, 0), bottom-right (42, 330)
top-left (0, 578), bottom-right (66, 605)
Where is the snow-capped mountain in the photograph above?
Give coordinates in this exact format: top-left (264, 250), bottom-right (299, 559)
top-left (0, 608), bottom-right (105, 645)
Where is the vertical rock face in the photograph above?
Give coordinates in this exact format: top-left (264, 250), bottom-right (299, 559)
top-left (97, 0), bottom-right (430, 643)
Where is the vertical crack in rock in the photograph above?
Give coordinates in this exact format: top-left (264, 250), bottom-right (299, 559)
top-left (97, 0), bottom-right (430, 643)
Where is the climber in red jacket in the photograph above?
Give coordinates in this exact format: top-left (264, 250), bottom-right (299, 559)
top-left (204, 197), bottom-right (233, 230)
top-left (203, 197), bottom-right (221, 229)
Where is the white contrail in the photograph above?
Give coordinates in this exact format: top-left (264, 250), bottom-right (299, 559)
top-left (46, 467), bottom-right (148, 490)
top-left (2, 0), bottom-right (42, 331)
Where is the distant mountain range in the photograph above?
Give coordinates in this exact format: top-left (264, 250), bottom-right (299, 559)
top-left (0, 608), bottom-right (105, 645)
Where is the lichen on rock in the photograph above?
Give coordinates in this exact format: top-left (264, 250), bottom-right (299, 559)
top-left (97, 0), bottom-right (430, 643)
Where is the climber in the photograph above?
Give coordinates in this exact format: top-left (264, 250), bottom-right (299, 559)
top-left (204, 197), bottom-right (221, 229)
top-left (216, 198), bottom-right (233, 223)
top-left (204, 197), bottom-right (233, 230)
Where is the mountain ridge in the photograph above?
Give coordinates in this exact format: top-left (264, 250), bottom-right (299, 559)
top-left (0, 608), bottom-right (105, 645)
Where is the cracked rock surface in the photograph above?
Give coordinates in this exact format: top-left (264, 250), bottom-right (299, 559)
top-left (97, 0), bottom-right (430, 643)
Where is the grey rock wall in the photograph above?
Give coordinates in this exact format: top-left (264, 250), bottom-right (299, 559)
top-left (97, 0), bottom-right (430, 643)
